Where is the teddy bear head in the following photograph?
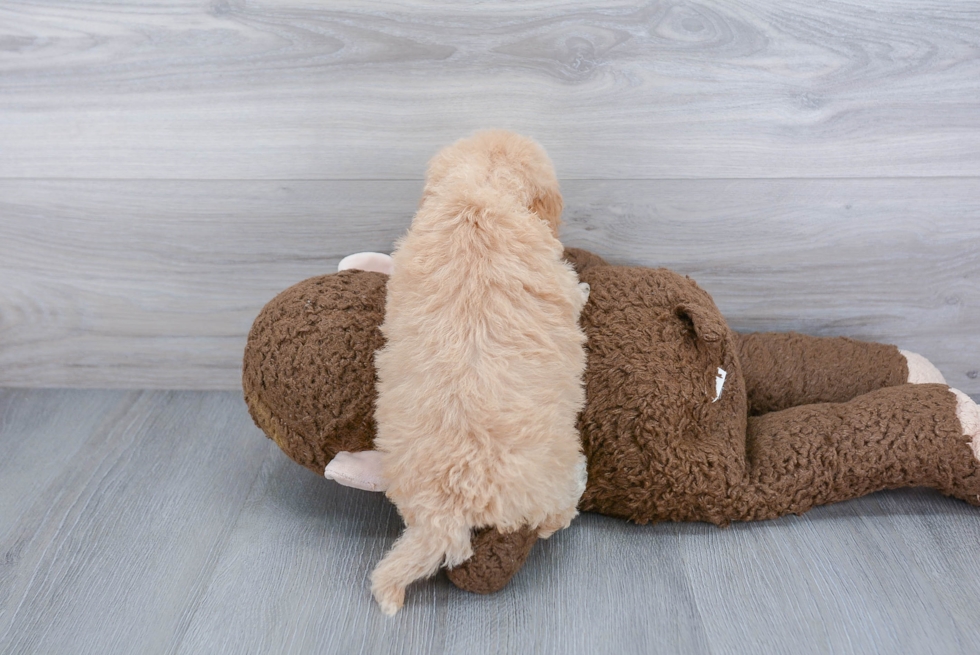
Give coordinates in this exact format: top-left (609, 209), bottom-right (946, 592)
top-left (243, 269), bottom-right (389, 479)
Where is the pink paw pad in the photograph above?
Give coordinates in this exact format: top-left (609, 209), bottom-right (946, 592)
top-left (951, 388), bottom-right (980, 462)
top-left (901, 350), bottom-right (946, 384)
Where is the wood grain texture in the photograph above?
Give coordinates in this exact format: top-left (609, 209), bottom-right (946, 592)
top-left (0, 390), bottom-right (270, 655)
top-left (2, 178), bottom-right (978, 392)
top-left (2, 389), bottom-right (980, 654)
top-left (1, 1), bottom-right (979, 179)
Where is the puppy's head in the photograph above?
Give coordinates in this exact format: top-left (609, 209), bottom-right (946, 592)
top-left (422, 130), bottom-right (564, 236)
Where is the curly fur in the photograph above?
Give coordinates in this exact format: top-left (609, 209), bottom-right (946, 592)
top-left (370, 131), bottom-right (588, 615)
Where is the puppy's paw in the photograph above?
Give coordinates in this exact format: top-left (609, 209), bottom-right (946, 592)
top-left (536, 506), bottom-right (578, 539)
top-left (578, 282), bottom-right (591, 304)
top-left (537, 526), bottom-right (558, 539)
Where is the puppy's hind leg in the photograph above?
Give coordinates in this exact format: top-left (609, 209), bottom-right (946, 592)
top-left (370, 522), bottom-right (473, 615)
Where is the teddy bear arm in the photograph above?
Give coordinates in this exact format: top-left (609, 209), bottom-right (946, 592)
top-left (736, 332), bottom-right (909, 416)
top-left (444, 526), bottom-right (538, 594)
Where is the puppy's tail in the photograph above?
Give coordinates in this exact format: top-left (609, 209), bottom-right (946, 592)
top-left (370, 522), bottom-right (473, 616)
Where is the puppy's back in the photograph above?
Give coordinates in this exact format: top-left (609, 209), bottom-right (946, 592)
top-left (378, 191), bottom-right (586, 515)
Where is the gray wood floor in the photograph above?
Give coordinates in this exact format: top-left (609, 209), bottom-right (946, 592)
top-left (3, 388), bottom-right (980, 655)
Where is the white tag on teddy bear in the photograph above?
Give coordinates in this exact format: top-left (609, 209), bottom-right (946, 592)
top-left (713, 367), bottom-right (727, 403)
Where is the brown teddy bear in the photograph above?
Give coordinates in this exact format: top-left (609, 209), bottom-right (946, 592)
top-left (242, 246), bottom-right (980, 597)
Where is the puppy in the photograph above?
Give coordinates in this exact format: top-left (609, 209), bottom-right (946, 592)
top-left (370, 131), bottom-right (589, 615)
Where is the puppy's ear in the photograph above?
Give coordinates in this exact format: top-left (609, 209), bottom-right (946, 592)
top-left (418, 187), bottom-right (434, 210)
top-left (531, 187), bottom-right (563, 235)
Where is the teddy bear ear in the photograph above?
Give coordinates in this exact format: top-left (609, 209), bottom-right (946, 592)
top-left (675, 303), bottom-right (725, 343)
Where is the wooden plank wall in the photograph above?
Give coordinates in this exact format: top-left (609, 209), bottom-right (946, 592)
top-left (1, 1), bottom-right (978, 391)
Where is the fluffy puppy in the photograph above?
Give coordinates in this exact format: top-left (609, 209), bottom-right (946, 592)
top-left (370, 131), bottom-right (589, 615)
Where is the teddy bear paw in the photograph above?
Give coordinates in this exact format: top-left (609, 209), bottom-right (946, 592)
top-left (950, 388), bottom-right (980, 463)
top-left (901, 350), bottom-right (946, 384)
top-left (337, 252), bottom-right (394, 275)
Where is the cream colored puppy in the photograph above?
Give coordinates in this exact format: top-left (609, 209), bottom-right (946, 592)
top-left (371, 131), bottom-right (589, 615)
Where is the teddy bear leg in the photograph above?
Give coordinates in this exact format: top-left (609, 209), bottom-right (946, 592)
top-left (732, 383), bottom-right (980, 521)
top-left (737, 332), bottom-right (919, 416)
